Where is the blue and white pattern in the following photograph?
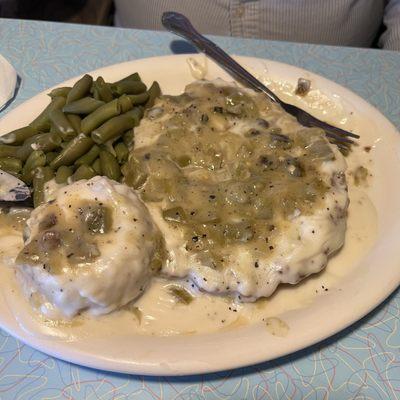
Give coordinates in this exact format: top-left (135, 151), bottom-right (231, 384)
top-left (0, 18), bottom-right (399, 399)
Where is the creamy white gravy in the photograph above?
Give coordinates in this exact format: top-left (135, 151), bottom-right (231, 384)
top-left (0, 178), bottom-right (377, 339)
top-left (0, 75), bottom-right (378, 339)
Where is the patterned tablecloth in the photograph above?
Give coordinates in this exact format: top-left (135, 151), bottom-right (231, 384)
top-left (0, 18), bottom-right (399, 399)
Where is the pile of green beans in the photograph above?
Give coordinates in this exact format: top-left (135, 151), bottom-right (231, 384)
top-left (0, 72), bottom-right (161, 207)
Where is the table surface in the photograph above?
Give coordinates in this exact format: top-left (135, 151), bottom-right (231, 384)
top-left (0, 18), bottom-right (400, 399)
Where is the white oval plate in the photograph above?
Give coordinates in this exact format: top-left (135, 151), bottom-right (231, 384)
top-left (0, 55), bottom-right (399, 376)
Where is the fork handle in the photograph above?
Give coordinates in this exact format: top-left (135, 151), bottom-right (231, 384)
top-left (161, 11), bottom-right (281, 105)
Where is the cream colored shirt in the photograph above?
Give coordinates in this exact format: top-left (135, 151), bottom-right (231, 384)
top-left (114, 0), bottom-right (400, 51)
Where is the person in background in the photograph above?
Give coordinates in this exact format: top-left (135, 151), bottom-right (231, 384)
top-left (0, 0), bottom-right (113, 25)
top-left (114, 0), bottom-right (400, 51)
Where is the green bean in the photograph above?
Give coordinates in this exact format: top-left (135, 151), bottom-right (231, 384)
top-left (0, 126), bottom-right (38, 145)
top-left (63, 97), bottom-right (105, 114)
top-left (118, 95), bottom-right (133, 113)
top-left (99, 150), bottom-right (121, 181)
top-left (114, 142), bottom-right (129, 164)
top-left (49, 109), bottom-right (76, 140)
top-left (124, 106), bottom-right (144, 126)
top-left (72, 164), bottom-right (96, 182)
top-left (0, 144), bottom-right (21, 158)
top-left (0, 157), bottom-right (22, 174)
top-left (113, 72), bottom-right (141, 85)
top-left (49, 124), bottom-right (57, 134)
top-left (17, 132), bottom-right (62, 161)
top-left (48, 87), bottom-right (71, 98)
top-left (101, 141), bottom-right (116, 155)
top-left (66, 114), bottom-right (82, 133)
top-left (121, 157), bottom-right (147, 189)
top-left (33, 166), bottom-right (54, 208)
top-left (91, 115), bottom-right (135, 144)
top-left (55, 165), bottom-right (73, 184)
top-left (30, 96), bottom-right (66, 132)
top-left (93, 77), bottom-right (113, 102)
top-left (169, 286), bottom-right (193, 304)
top-left (81, 99), bottom-right (121, 135)
top-left (162, 207), bottom-right (187, 223)
top-left (122, 129), bottom-right (134, 147)
top-left (145, 81), bottom-right (161, 108)
top-left (91, 158), bottom-right (102, 174)
top-left (127, 92), bottom-right (149, 105)
top-left (46, 152), bottom-right (58, 164)
top-left (50, 134), bottom-right (93, 169)
top-left (120, 162), bottom-right (128, 180)
top-left (111, 81), bottom-right (147, 96)
top-left (66, 74), bottom-right (93, 104)
top-left (22, 150), bottom-right (46, 184)
top-left (92, 87), bottom-right (101, 101)
top-left (75, 144), bottom-right (100, 166)
top-left (28, 132), bottom-right (62, 152)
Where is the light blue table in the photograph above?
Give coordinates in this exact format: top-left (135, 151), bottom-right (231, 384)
top-left (0, 18), bottom-right (400, 399)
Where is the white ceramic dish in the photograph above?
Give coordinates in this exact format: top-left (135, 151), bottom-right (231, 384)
top-left (0, 54), bottom-right (399, 376)
top-left (0, 54), bottom-right (17, 111)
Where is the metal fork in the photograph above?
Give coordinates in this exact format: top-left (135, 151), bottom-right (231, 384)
top-left (162, 12), bottom-right (359, 147)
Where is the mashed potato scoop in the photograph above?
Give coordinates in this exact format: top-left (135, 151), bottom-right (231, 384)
top-left (15, 176), bottom-right (165, 318)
